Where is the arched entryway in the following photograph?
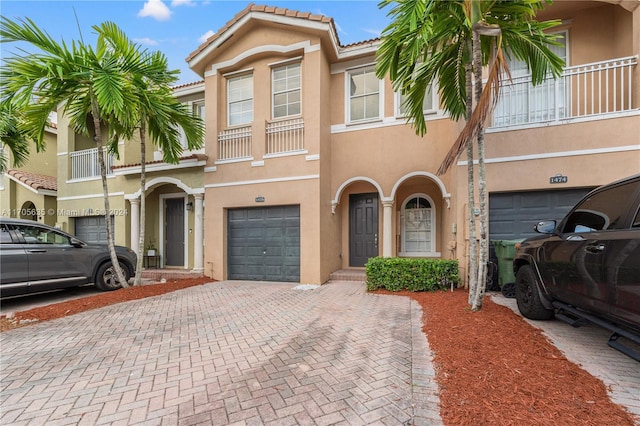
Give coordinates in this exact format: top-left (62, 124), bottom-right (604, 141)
top-left (332, 177), bottom-right (384, 267)
top-left (390, 172), bottom-right (451, 259)
top-left (126, 177), bottom-right (204, 272)
top-left (19, 201), bottom-right (38, 221)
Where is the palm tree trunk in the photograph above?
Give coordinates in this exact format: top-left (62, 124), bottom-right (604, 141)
top-left (133, 121), bottom-right (147, 286)
top-left (90, 96), bottom-right (129, 288)
top-left (471, 29), bottom-right (488, 311)
top-left (465, 59), bottom-right (478, 299)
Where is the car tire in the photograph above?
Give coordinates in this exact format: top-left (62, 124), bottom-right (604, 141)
top-left (515, 265), bottom-right (554, 320)
top-left (95, 262), bottom-right (129, 291)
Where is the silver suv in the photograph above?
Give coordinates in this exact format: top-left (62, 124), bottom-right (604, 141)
top-left (0, 217), bottom-right (136, 297)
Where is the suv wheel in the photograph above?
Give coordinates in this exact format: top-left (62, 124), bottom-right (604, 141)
top-left (515, 265), bottom-right (554, 320)
top-left (95, 262), bottom-right (129, 291)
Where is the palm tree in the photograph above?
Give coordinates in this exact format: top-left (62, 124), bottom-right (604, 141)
top-left (95, 22), bottom-right (204, 286)
top-left (0, 17), bottom-right (166, 288)
top-left (0, 100), bottom-right (35, 173)
top-left (376, 0), bottom-right (565, 310)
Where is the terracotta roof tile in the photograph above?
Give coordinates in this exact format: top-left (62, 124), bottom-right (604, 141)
top-left (111, 153), bottom-right (207, 170)
top-left (172, 80), bottom-right (205, 91)
top-left (6, 169), bottom-right (57, 192)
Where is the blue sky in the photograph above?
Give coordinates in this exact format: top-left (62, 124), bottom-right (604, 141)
top-left (1, 0), bottom-right (391, 85)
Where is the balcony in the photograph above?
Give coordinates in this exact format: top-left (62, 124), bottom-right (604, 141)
top-left (266, 118), bottom-right (305, 155)
top-left (69, 147), bottom-right (115, 180)
top-left (218, 126), bottom-right (252, 161)
top-left (217, 118), bottom-right (306, 162)
top-left (492, 56), bottom-right (638, 129)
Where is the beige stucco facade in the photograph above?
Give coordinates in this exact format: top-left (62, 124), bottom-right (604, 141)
top-left (187, 1), bottom-right (639, 285)
top-left (4, 1), bottom-right (637, 284)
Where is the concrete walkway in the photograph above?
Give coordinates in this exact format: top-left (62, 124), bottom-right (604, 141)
top-left (0, 281), bottom-right (442, 425)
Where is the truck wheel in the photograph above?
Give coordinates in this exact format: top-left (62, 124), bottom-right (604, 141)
top-left (95, 262), bottom-right (129, 291)
top-left (515, 265), bottom-right (554, 320)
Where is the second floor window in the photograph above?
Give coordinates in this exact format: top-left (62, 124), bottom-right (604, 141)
top-left (272, 63), bottom-right (301, 119)
top-left (398, 82), bottom-right (437, 117)
top-left (228, 74), bottom-right (253, 126)
top-left (348, 66), bottom-right (381, 123)
top-left (177, 101), bottom-right (205, 150)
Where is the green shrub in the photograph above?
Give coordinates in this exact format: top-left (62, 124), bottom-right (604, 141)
top-left (365, 257), bottom-right (459, 292)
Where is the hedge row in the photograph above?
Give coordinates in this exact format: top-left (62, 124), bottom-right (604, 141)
top-left (365, 257), bottom-right (459, 292)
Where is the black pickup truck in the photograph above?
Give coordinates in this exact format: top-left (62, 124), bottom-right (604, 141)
top-left (513, 174), bottom-right (640, 361)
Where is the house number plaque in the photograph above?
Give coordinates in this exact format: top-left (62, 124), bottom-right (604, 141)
top-left (549, 174), bottom-right (568, 184)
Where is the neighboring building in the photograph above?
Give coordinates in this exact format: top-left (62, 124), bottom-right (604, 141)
top-left (185, 2), bottom-right (639, 284)
top-left (54, 81), bottom-right (206, 273)
top-left (0, 114), bottom-right (58, 227)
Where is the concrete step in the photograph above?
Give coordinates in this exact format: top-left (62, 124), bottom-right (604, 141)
top-left (328, 269), bottom-right (366, 282)
top-left (140, 269), bottom-right (204, 282)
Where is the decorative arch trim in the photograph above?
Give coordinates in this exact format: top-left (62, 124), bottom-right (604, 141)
top-left (125, 177), bottom-right (204, 200)
top-left (390, 171), bottom-right (451, 208)
top-left (206, 41), bottom-right (312, 77)
top-left (331, 176), bottom-right (384, 213)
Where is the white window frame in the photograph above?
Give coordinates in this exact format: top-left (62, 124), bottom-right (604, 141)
top-left (175, 100), bottom-right (205, 152)
top-left (345, 65), bottom-right (384, 124)
top-left (227, 73), bottom-right (253, 127)
top-left (396, 80), bottom-right (439, 118)
top-left (399, 193), bottom-right (437, 257)
top-left (494, 30), bottom-right (569, 127)
top-left (272, 62), bottom-right (302, 119)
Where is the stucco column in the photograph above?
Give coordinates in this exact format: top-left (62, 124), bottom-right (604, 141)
top-left (382, 200), bottom-right (394, 257)
top-left (193, 193), bottom-right (204, 273)
top-left (129, 198), bottom-right (140, 256)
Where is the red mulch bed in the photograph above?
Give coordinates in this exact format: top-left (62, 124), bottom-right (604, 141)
top-left (377, 288), bottom-right (636, 425)
top-left (0, 277), bottom-right (210, 329)
top-left (1, 280), bottom-right (635, 425)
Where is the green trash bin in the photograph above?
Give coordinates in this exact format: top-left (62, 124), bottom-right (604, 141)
top-left (491, 239), bottom-right (525, 287)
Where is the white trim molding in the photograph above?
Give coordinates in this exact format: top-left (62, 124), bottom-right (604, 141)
top-left (125, 177), bottom-right (204, 200)
top-left (57, 191), bottom-right (125, 201)
top-left (205, 174), bottom-right (319, 189)
top-left (457, 145), bottom-right (640, 166)
top-left (331, 176), bottom-right (385, 213)
top-left (205, 41), bottom-right (313, 77)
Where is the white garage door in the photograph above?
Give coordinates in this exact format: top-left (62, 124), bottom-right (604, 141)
top-left (227, 205), bottom-right (300, 282)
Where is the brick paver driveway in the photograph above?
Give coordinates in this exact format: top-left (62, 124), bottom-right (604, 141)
top-left (1, 281), bottom-right (442, 425)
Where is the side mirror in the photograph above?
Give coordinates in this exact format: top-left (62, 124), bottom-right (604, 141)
top-left (534, 220), bottom-right (556, 234)
top-left (70, 238), bottom-right (85, 248)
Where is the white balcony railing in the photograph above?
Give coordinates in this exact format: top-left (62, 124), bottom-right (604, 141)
top-left (218, 126), bottom-right (252, 160)
top-left (492, 56), bottom-right (638, 128)
top-left (70, 147), bottom-right (114, 180)
top-left (266, 118), bottom-right (305, 155)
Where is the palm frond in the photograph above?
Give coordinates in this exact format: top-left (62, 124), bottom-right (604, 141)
top-left (438, 47), bottom-right (506, 175)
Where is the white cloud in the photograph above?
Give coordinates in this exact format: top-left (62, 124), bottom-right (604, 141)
top-left (362, 28), bottom-right (381, 38)
top-left (171, 0), bottom-right (196, 6)
top-left (134, 37), bottom-right (159, 46)
top-left (198, 30), bottom-right (215, 43)
top-left (138, 0), bottom-right (172, 21)
top-left (334, 22), bottom-right (348, 37)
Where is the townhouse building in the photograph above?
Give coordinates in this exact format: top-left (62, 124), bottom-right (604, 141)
top-left (186, 1), bottom-right (639, 284)
top-left (2, 0), bottom-right (638, 286)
